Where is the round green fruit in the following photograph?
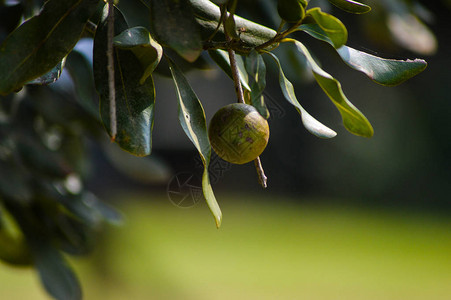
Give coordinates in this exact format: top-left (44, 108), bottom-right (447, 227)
top-left (277, 0), bottom-right (306, 23)
top-left (208, 103), bottom-right (269, 165)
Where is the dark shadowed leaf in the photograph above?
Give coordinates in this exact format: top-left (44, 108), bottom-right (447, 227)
top-left (149, 0), bottom-right (202, 62)
top-left (245, 50), bottom-right (269, 119)
top-left (94, 4), bottom-right (156, 156)
top-left (328, 0), bottom-right (371, 14)
top-left (266, 51), bottom-right (337, 139)
top-left (65, 50), bottom-right (99, 117)
top-left (300, 24), bottom-right (428, 86)
top-left (27, 58), bottom-right (66, 86)
top-left (32, 239), bottom-right (82, 300)
top-left (292, 40), bottom-right (373, 137)
top-left (11, 206), bottom-right (82, 300)
top-left (306, 7), bottom-right (347, 48)
top-left (167, 57), bottom-right (222, 228)
top-left (0, 0), bottom-right (100, 95)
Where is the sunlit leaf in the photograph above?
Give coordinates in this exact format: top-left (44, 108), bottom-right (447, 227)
top-left (300, 24), bottom-right (427, 86)
top-left (93, 5), bottom-right (156, 156)
top-left (265, 51), bottom-right (337, 139)
top-left (0, 0), bottom-right (100, 95)
top-left (328, 0), bottom-right (371, 14)
top-left (245, 50), bottom-right (269, 119)
top-left (149, 0), bottom-right (202, 62)
top-left (113, 26), bottom-right (163, 84)
top-left (191, 0), bottom-right (277, 48)
top-left (306, 7), bottom-right (347, 48)
top-left (292, 40), bottom-right (374, 137)
top-left (167, 56), bottom-right (222, 228)
top-left (208, 49), bottom-right (251, 92)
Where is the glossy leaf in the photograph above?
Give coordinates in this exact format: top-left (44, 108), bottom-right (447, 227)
top-left (167, 57), bottom-right (222, 228)
top-left (328, 0), bottom-right (371, 14)
top-left (0, 0), bottom-right (100, 95)
top-left (190, 0), bottom-right (277, 49)
top-left (245, 50), bottom-right (269, 119)
top-left (300, 24), bottom-right (428, 86)
top-left (93, 5), bottom-right (156, 156)
top-left (208, 49), bottom-right (252, 92)
top-left (113, 26), bottom-right (163, 85)
top-left (149, 0), bottom-right (202, 62)
top-left (266, 51), bottom-right (337, 138)
top-left (292, 40), bottom-right (373, 137)
top-left (306, 7), bottom-right (347, 48)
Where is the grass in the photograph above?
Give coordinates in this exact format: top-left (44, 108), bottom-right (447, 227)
top-left (1, 193), bottom-right (451, 299)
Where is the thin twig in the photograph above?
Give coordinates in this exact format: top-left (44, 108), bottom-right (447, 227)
top-left (225, 10), bottom-right (267, 189)
top-left (107, 0), bottom-right (117, 140)
top-left (227, 48), bottom-right (245, 104)
top-left (254, 157), bottom-right (267, 188)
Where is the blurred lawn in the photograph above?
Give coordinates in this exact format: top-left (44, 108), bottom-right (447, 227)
top-left (1, 193), bottom-right (451, 300)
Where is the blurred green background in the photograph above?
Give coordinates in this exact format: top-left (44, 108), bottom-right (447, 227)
top-left (1, 0), bottom-right (451, 299)
top-left (1, 194), bottom-right (451, 299)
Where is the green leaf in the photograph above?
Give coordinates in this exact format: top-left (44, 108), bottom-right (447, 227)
top-left (245, 50), bottom-right (269, 119)
top-left (93, 5), bottom-right (156, 156)
top-left (208, 49), bottom-right (252, 92)
top-left (300, 24), bottom-right (428, 86)
top-left (149, 0), bottom-right (202, 62)
top-left (113, 26), bottom-right (163, 85)
top-left (306, 7), bottom-right (347, 48)
top-left (32, 239), bottom-right (82, 300)
top-left (190, 0), bottom-right (277, 49)
top-left (328, 0), bottom-right (371, 14)
top-left (0, 0), bottom-right (101, 95)
top-left (11, 207), bottom-right (82, 300)
top-left (265, 51), bottom-right (337, 139)
top-left (65, 50), bottom-right (99, 118)
top-left (27, 58), bottom-right (66, 86)
top-left (167, 57), bottom-right (222, 228)
top-left (292, 40), bottom-right (374, 137)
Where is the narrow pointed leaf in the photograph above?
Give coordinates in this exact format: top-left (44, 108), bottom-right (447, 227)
top-left (265, 52), bottom-right (337, 139)
top-left (149, 0), bottom-right (202, 62)
top-left (167, 57), bottom-right (222, 228)
top-left (306, 7), bottom-right (347, 48)
top-left (245, 50), bottom-right (269, 119)
top-left (292, 40), bottom-right (373, 137)
top-left (0, 0), bottom-right (100, 95)
top-left (328, 0), bottom-right (371, 14)
top-left (208, 49), bottom-right (252, 92)
top-left (93, 5), bottom-right (155, 156)
top-left (113, 26), bottom-right (163, 84)
top-left (300, 24), bottom-right (428, 86)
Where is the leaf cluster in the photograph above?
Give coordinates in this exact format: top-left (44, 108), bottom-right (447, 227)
top-left (0, 0), bottom-right (429, 298)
